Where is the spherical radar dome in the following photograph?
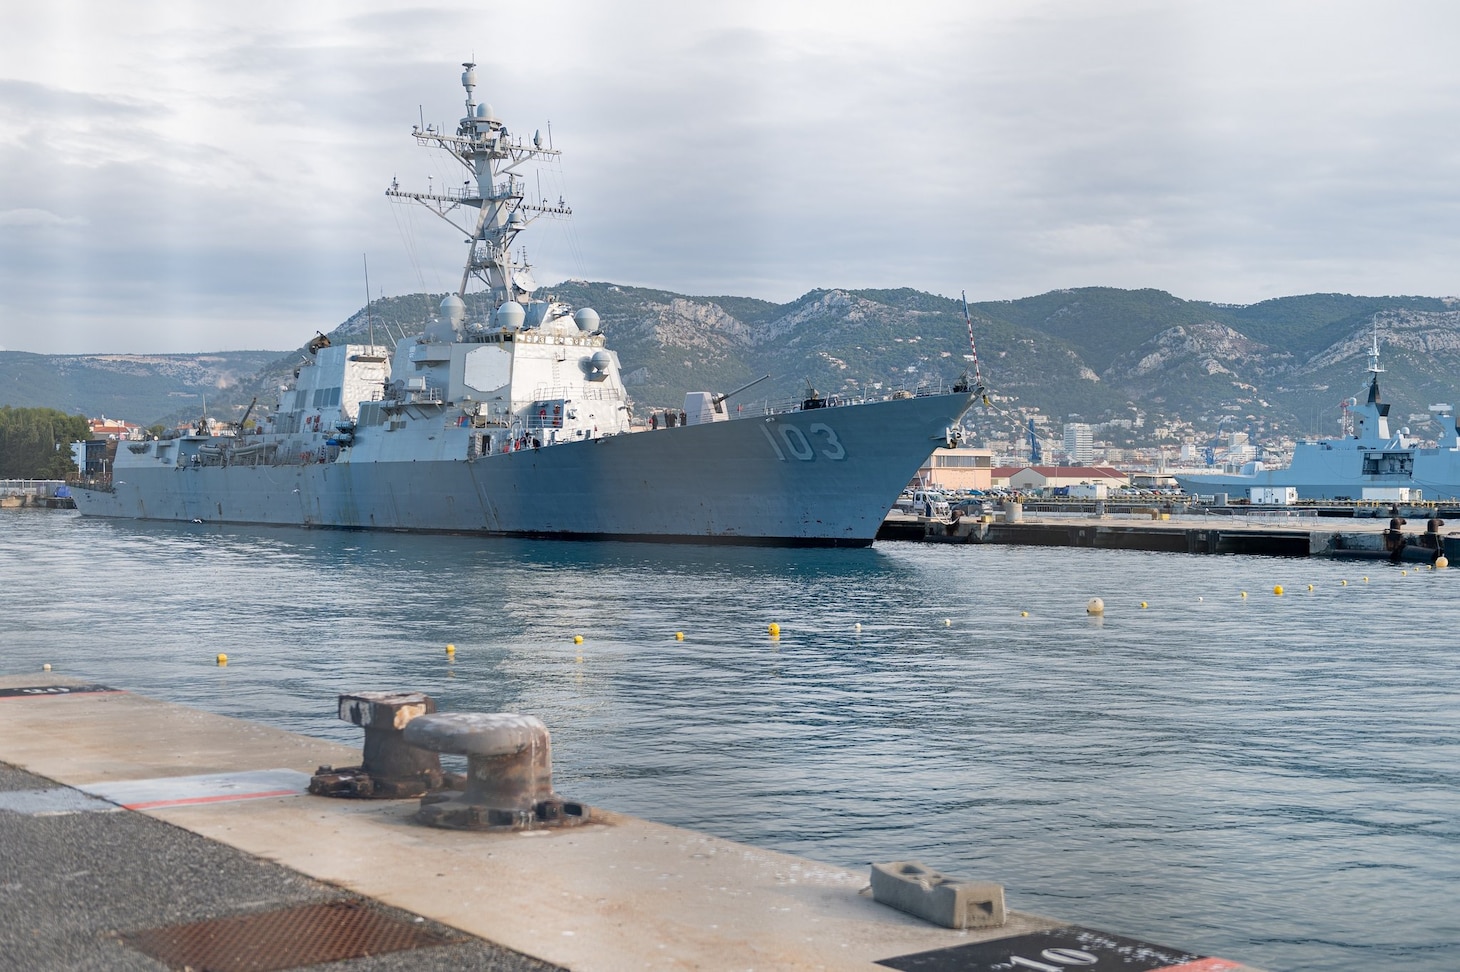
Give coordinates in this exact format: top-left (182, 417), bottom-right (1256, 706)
top-left (495, 300), bottom-right (526, 330)
top-left (440, 294), bottom-right (466, 326)
top-left (574, 308), bottom-right (600, 332)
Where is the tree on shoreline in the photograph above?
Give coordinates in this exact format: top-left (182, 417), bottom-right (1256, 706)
top-left (0, 407), bottom-right (89, 479)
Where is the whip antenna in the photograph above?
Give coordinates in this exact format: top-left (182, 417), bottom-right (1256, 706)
top-left (961, 290), bottom-right (983, 389)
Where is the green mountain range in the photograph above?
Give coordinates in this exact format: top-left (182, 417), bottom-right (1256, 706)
top-left (4, 285), bottom-right (1458, 448)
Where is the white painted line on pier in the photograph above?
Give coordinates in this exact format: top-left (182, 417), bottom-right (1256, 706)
top-left (0, 787), bottom-right (122, 816)
top-left (77, 769), bottom-right (309, 810)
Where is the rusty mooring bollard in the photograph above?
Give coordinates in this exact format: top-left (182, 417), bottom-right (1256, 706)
top-left (402, 712), bottom-right (589, 830)
top-left (309, 691), bottom-right (455, 799)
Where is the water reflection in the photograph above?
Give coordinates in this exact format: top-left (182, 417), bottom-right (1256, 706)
top-left (3, 509), bottom-right (1458, 972)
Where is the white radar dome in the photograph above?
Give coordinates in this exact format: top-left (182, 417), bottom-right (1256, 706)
top-left (574, 308), bottom-right (601, 332)
top-left (495, 300), bottom-right (526, 330)
top-left (440, 294), bottom-right (466, 327)
top-left (590, 350), bottom-right (611, 371)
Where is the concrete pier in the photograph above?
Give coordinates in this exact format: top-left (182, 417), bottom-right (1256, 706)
top-left (878, 511), bottom-right (1458, 561)
top-left (0, 480), bottom-right (74, 509)
top-left (0, 675), bottom-right (1265, 971)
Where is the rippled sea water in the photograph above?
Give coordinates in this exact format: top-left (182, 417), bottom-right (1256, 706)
top-left (4, 509), bottom-right (1457, 971)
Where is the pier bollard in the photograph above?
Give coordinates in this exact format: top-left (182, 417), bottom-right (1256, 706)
top-left (309, 691), bottom-right (453, 799)
top-left (403, 712), bottom-right (589, 831)
top-left (870, 861), bottom-right (1006, 930)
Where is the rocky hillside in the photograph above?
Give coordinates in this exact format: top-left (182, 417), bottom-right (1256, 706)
top-left (6, 286), bottom-right (1460, 447)
top-left (0, 350), bottom-right (278, 427)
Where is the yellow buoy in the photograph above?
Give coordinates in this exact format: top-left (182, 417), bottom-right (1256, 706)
top-left (675, 631), bottom-right (685, 641)
top-left (1341, 579), bottom-right (1348, 585)
top-left (573, 634), bottom-right (584, 644)
top-left (1307, 584), bottom-right (1314, 591)
top-left (1140, 602), bottom-right (1147, 609)
top-left (943, 618), bottom-right (952, 627)
top-left (1240, 591), bottom-right (1248, 598)
top-left (1363, 576), bottom-right (1369, 583)
top-left (1437, 555), bottom-right (1449, 569)
top-left (1401, 570), bottom-right (1408, 576)
top-left (1020, 611), bottom-right (1029, 617)
top-left (445, 643), bottom-right (456, 655)
top-left (1274, 585), bottom-right (1284, 596)
top-left (1086, 597), bottom-right (1104, 615)
top-left (216, 653), bottom-right (228, 666)
top-left (768, 622), bottom-right (780, 637)
top-left (42, 663), bottom-right (51, 672)
top-left (854, 622), bottom-right (862, 632)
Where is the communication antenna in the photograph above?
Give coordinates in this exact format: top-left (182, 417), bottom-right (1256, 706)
top-left (961, 290), bottom-right (983, 390)
top-left (363, 254), bottom-right (376, 347)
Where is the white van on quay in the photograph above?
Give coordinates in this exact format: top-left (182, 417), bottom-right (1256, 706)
top-left (893, 490), bottom-right (951, 518)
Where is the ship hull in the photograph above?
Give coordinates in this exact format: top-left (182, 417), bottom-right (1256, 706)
top-left (74, 394), bottom-right (972, 546)
top-left (1175, 442), bottom-right (1460, 501)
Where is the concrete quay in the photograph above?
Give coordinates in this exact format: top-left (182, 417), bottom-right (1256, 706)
top-left (0, 480), bottom-right (73, 509)
top-left (878, 510), bottom-right (1457, 561)
top-left (0, 675), bottom-right (1265, 972)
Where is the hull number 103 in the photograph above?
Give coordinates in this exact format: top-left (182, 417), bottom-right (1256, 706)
top-left (761, 422), bottom-right (846, 461)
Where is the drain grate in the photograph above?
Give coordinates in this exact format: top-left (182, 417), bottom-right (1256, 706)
top-left (119, 898), bottom-right (464, 971)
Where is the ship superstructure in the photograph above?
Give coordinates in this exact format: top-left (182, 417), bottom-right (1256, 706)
top-left (1175, 332), bottom-right (1460, 501)
top-left (73, 63), bottom-right (975, 545)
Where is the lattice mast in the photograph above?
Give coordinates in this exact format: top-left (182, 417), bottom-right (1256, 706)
top-left (385, 62), bottom-right (571, 306)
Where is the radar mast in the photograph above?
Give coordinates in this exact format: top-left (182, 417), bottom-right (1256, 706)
top-left (385, 62), bottom-right (571, 307)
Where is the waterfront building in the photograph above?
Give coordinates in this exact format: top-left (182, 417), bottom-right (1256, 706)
top-left (1063, 423), bottom-right (1094, 463)
top-left (914, 446), bottom-right (994, 491)
top-left (991, 465), bottom-right (1129, 492)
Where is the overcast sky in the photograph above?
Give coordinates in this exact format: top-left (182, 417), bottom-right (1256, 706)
top-left (3, 0), bottom-right (1459, 354)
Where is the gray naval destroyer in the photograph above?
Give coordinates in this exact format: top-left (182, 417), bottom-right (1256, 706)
top-left (73, 62), bottom-right (975, 546)
top-left (1174, 332), bottom-right (1460, 501)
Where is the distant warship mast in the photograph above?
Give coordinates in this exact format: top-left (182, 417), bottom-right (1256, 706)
top-left (385, 61), bottom-right (571, 307)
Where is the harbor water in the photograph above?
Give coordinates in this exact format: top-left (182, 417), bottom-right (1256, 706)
top-left (4, 509), bottom-right (1457, 972)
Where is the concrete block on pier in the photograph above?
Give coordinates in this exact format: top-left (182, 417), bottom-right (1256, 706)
top-left (871, 861), bottom-right (1006, 930)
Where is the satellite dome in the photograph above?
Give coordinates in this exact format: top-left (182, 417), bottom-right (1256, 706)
top-left (590, 350), bottom-right (611, 372)
top-left (574, 308), bottom-right (601, 332)
top-left (494, 300), bottom-right (526, 330)
top-left (440, 294), bottom-right (466, 327)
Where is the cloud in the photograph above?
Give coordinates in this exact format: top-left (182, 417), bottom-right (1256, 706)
top-left (3, 0), bottom-right (1460, 353)
top-left (0, 208), bottom-right (88, 227)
